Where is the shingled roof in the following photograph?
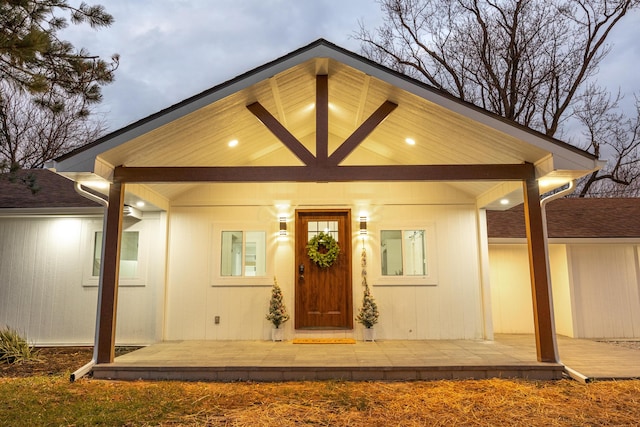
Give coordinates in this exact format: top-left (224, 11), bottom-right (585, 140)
top-left (487, 197), bottom-right (640, 239)
top-left (0, 169), bottom-right (102, 209)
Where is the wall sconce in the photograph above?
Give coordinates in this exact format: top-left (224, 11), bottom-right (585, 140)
top-left (279, 216), bottom-right (287, 236)
top-left (359, 216), bottom-right (367, 235)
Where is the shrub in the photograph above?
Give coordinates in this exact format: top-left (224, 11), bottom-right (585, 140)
top-left (0, 327), bottom-right (38, 364)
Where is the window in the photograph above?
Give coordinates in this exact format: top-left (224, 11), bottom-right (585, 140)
top-left (381, 229), bottom-right (427, 276)
top-left (220, 231), bottom-right (266, 277)
top-left (307, 220), bottom-right (338, 241)
top-left (93, 231), bottom-right (140, 278)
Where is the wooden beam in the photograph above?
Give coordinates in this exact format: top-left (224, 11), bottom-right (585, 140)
top-left (96, 181), bottom-right (124, 364)
top-left (114, 163), bottom-right (533, 183)
top-left (523, 178), bottom-right (558, 363)
top-left (328, 101), bottom-right (398, 166)
top-left (246, 102), bottom-right (315, 166)
top-left (316, 75), bottom-right (328, 165)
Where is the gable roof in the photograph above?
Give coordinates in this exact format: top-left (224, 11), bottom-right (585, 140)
top-left (50, 39), bottom-right (602, 204)
top-left (0, 169), bottom-right (102, 210)
top-left (487, 198), bottom-right (640, 239)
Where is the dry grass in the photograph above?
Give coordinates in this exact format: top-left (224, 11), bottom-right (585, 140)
top-left (2, 347), bottom-right (639, 425)
top-left (1, 377), bottom-right (639, 426)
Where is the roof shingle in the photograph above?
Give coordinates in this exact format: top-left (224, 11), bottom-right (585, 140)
top-left (487, 198), bottom-right (640, 239)
top-left (0, 169), bottom-right (102, 209)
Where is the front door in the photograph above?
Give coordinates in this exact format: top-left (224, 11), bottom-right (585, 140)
top-left (295, 210), bottom-right (353, 329)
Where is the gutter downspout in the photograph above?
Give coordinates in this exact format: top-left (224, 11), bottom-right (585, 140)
top-left (70, 182), bottom-right (108, 382)
top-left (539, 180), bottom-right (577, 367)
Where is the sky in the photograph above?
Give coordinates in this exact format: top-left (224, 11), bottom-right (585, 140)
top-left (60, 0), bottom-right (640, 133)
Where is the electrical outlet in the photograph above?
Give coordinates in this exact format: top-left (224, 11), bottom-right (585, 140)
top-left (214, 316), bottom-right (220, 324)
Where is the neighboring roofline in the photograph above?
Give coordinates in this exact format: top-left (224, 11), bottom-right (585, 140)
top-left (489, 237), bottom-right (640, 244)
top-left (53, 38), bottom-right (596, 171)
top-left (0, 207), bottom-right (104, 217)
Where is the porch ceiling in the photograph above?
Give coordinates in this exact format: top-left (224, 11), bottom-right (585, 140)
top-left (53, 40), bottom-right (600, 205)
top-left (98, 58), bottom-right (549, 169)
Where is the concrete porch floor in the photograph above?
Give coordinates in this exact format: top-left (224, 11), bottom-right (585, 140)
top-left (92, 334), bottom-right (640, 382)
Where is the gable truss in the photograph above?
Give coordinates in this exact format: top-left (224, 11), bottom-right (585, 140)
top-left (113, 75), bottom-right (532, 184)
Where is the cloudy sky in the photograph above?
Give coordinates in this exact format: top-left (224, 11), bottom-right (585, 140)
top-left (61, 0), bottom-right (640, 133)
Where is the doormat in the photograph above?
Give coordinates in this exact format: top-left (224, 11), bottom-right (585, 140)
top-left (292, 338), bottom-right (356, 344)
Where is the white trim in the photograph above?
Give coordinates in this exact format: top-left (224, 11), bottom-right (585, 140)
top-left (0, 207), bottom-right (103, 217)
top-left (210, 222), bottom-right (275, 287)
top-left (370, 222), bottom-right (439, 286)
top-left (82, 219), bottom-right (149, 288)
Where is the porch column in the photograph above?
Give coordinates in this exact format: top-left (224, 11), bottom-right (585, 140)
top-left (523, 178), bottom-right (558, 363)
top-left (96, 181), bottom-right (125, 364)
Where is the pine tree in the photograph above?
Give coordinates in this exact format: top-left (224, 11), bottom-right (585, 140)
top-left (266, 278), bottom-right (289, 329)
top-left (0, 0), bottom-right (119, 109)
top-left (356, 248), bottom-right (379, 328)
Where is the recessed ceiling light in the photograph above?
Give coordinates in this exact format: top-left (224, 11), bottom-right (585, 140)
top-left (136, 201), bottom-right (145, 208)
top-left (500, 199), bottom-right (509, 205)
top-left (228, 139), bottom-right (239, 148)
top-left (405, 138), bottom-right (416, 146)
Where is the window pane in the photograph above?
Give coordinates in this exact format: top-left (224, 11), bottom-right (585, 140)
top-left (245, 231), bottom-right (266, 276)
top-left (221, 231), bottom-right (243, 276)
top-left (381, 230), bottom-right (403, 276)
top-left (308, 220), bottom-right (339, 242)
top-left (404, 230), bottom-right (426, 275)
top-left (93, 232), bottom-right (102, 276)
top-left (93, 231), bottom-right (139, 278)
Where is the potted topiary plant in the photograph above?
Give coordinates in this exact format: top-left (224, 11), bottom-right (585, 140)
top-left (355, 247), bottom-right (379, 341)
top-left (266, 277), bottom-right (290, 341)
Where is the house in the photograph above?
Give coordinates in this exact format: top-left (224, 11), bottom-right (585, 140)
top-left (2, 40), bottom-right (603, 365)
top-left (0, 169), bottom-right (165, 345)
top-left (487, 198), bottom-right (640, 339)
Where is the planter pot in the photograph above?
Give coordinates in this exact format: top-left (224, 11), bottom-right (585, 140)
top-left (271, 327), bottom-right (284, 342)
top-left (363, 327), bottom-right (375, 342)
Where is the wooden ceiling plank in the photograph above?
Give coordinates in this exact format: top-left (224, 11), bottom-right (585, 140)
top-left (114, 163), bottom-right (533, 183)
top-left (328, 100), bottom-right (398, 166)
top-left (246, 102), bottom-right (316, 165)
top-left (268, 77), bottom-right (288, 128)
top-left (354, 75), bottom-right (371, 126)
top-left (316, 75), bottom-right (328, 165)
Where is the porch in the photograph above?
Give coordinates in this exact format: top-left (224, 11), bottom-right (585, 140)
top-left (91, 334), bottom-right (640, 382)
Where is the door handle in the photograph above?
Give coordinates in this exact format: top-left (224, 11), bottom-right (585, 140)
top-left (298, 263), bottom-right (305, 280)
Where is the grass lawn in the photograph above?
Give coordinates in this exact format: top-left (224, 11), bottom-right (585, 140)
top-left (1, 375), bottom-right (640, 426)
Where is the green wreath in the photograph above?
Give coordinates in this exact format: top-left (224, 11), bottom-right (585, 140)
top-left (306, 231), bottom-right (340, 268)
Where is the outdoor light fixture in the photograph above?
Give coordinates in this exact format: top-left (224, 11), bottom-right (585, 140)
top-left (279, 217), bottom-right (287, 236)
top-left (359, 216), bottom-right (367, 235)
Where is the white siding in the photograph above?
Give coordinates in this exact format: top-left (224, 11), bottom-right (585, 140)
top-left (0, 214), bottom-right (166, 345)
top-left (165, 184), bottom-right (485, 341)
top-left (489, 242), bottom-right (640, 339)
top-left (568, 244), bottom-right (640, 339)
top-left (489, 245), bottom-right (535, 333)
top-left (488, 244), bottom-right (573, 336)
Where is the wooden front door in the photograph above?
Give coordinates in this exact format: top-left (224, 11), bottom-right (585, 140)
top-left (295, 210), bottom-right (353, 329)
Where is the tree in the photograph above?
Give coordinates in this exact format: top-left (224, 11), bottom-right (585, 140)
top-left (0, 0), bottom-right (118, 188)
top-left (0, 81), bottom-right (105, 168)
top-left (572, 85), bottom-right (640, 196)
top-left (357, 0), bottom-right (640, 196)
top-left (0, 0), bottom-right (118, 110)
